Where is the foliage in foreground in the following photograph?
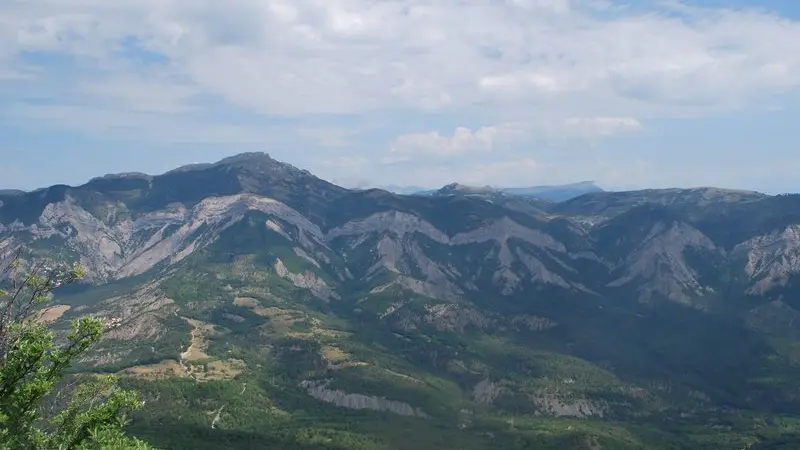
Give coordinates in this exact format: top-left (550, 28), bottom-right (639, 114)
top-left (0, 243), bottom-right (156, 449)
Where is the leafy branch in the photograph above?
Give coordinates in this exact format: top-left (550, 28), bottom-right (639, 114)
top-left (0, 236), bottom-right (156, 449)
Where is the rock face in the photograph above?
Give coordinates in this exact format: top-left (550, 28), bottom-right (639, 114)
top-left (274, 258), bottom-right (337, 301)
top-left (734, 225), bottom-right (800, 294)
top-left (607, 221), bottom-right (720, 303)
top-left (533, 394), bottom-right (606, 418)
top-left (300, 381), bottom-right (428, 418)
top-left (472, 379), bottom-right (507, 405)
top-left (16, 193), bottom-right (326, 282)
top-left (2, 152), bottom-right (800, 308)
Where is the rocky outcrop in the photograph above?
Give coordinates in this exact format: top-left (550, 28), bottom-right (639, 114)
top-left (733, 225), bottom-right (800, 294)
top-left (293, 247), bottom-right (321, 268)
top-left (327, 211), bottom-right (448, 243)
top-left (515, 248), bottom-right (572, 289)
top-left (472, 379), bottom-right (507, 405)
top-left (300, 380), bottom-right (428, 418)
top-left (532, 394), bottom-right (606, 418)
top-left (471, 380), bottom-right (605, 419)
top-left (20, 194), bottom-right (328, 281)
top-left (450, 217), bottom-right (564, 252)
top-left (423, 303), bottom-right (493, 332)
top-left (38, 197), bottom-right (128, 278)
top-left (510, 315), bottom-right (558, 332)
top-left (366, 235), bottom-right (407, 275)
top-left (608, 221), bottom-right (719, 303)
top-left (331, 214), bottom-right (578, 300)
top-left (274, 258), bottom-right (337, 301)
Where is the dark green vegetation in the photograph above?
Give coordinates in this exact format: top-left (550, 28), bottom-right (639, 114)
top-left (4, 153), bottom-right (800, 449)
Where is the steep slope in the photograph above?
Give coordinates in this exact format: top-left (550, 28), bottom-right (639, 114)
top-left (4, 154), bottom-right (800, 449)
top-left (0, 153), bottom-right (345, 282)
top-left (0, 152), bottom-right (345, 226)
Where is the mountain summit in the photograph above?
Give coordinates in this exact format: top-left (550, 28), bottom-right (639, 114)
top-left (3, 153), bottom-right (800, 449)
top-left (0, 152), bottom-right (347, 226)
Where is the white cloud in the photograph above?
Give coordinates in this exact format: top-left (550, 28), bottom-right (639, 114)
top-left (3, 103), bottom-right (283, 144)
top-left (479, 72), bottom-right (569, 95)
top-left (559, 117), bottom-right (643, 139)
top-left (372, 157), bottom-right (545, 188)
top-left (1, 0), bottom-right (800, 193)
top-left (2, 0), bottom-right (800, 118)
top-left (296, 127), bottom-right (357, 148)
top-left (385, 117), bottom-right (640, 162)
top-left (387, 124), bottom-right (527, 159)
top-left (78, 76), bottom-right (198, 114)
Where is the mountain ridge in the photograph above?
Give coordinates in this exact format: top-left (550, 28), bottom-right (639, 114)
top-left (4, 152), bottom-right (800, 449)
top-left (409, 180), bottom-right (605, 202)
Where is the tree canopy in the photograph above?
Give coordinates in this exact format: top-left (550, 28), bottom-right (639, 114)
top-left (0, 242), bottom-right (156, 449)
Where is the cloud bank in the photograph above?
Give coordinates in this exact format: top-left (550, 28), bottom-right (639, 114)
top-left (1, 0), bottom-right (799, 190)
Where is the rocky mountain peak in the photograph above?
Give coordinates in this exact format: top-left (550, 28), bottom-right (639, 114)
top-left (215, 151), bottom-right (274, 165)
top-left (192, 152), bottom-right (333, 194)
top-left (165, 152), bottom-right (277, 174)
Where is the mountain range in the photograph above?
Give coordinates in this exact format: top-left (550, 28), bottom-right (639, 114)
top-left (3, 152), bottom-right (800, 449)
top-left (382, 181), bottom-right (604, 202)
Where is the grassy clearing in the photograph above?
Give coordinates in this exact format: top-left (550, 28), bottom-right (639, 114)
top-left (233, 296), bottom-right (338, 339)
top-left (321, 345), bottom-right (349, 362)
top-left (321, 345), bottom-right (369, 370)
top-left (180, 317), bottom-right (216, 361)
top-left (36, 304), bottom-right (71, 323)
top-left (189, 359), bottom-right (247, 382)
top-left (121, 314), bottom-right (245, 382)
top-left (120, 359), bottom-right (189, 380)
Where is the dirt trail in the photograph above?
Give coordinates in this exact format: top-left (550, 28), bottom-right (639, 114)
top-left (174, 313), bottom-right (249, 427)
top-left (120, 312), bottom-right (243, 382)
top-left (211, 405), bottom-right (225, 429)
top-left (180, 317), bottom-right (212, 362)
top-left (177, 315), bottom-right (211, 381)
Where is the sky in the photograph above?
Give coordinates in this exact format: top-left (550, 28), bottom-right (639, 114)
top-left (1, 0), bottom-right (800, 193)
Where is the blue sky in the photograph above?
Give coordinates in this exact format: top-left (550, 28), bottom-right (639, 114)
top-left (1, 0), bottom-right (800, 193)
